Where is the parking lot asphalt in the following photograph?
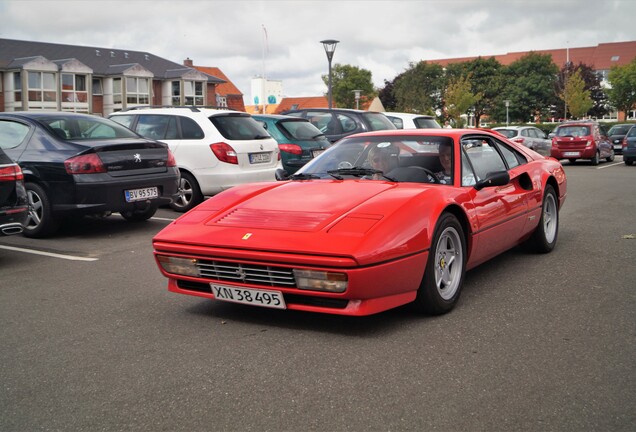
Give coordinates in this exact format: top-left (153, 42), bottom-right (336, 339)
top-left (1, 157), bottom-right (634, 431)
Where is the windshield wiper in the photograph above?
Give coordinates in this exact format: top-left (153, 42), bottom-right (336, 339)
top-left (326, 167), bottom-right (396, 181)
top-left (289, 173), bottom-right (321, 180)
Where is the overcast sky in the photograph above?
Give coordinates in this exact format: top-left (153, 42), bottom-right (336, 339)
top-left (1, 0), bottom-right (634, 104)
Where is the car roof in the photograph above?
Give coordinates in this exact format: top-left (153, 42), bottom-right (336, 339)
top-left (384, 112), bottom-right (434, 119)
top-left (252, 114), bottom-right (308, 121)
top-left (111, 106), bottom-right (245, 117)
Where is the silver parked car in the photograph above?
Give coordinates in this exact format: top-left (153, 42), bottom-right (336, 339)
top-left (493, 126), bottom-right (552, 156)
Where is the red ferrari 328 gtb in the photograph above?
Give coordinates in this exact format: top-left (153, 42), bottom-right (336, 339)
top-left (153, 128), bottom-right (567, 316)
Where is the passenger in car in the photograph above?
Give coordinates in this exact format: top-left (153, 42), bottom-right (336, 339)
top-left (368, 142), bottom-right (399, 179)
top-left (435, 141), bottom-right (453, 184)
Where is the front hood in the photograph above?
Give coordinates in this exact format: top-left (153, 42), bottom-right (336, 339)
top-left (154, 180), bottom-right (445, 265)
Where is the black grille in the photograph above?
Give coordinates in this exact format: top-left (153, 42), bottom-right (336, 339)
top-left (196, 259), bottom-right (297, 288)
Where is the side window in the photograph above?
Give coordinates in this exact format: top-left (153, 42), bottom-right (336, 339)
top-left (110, 115), bottom-right (134, 129)
top-left (521, 129), bottom-right (530, 137)
top-left (388, 117), bottom-right (404, 129)
top-left (306, 112), bottom-right (333, 134)
top-left (462, 137), bottom-right (507, 181)
top-left (136, 115), bottom-right (172, 140)
top-left (494, 140), bottom-right (523, 169)
top-left (0, 120), bottom-right (30, 149)
top-left (461, 150), bottom-right (477, 187)
top-left (179, 116), bottom-right (203, 139)
top-left (337, 114), bottom-right (357, 133)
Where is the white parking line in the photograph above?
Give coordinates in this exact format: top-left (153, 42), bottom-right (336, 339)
top-left (0, 244), bottom-right (98, 261)
top-left (597, 161), bottom-right (624, 169)
top-left (151, 216), bottom-right (177, 222)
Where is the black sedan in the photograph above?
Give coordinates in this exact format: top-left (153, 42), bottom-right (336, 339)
top-left (0, 112), bottom-right (180, 238)
top-left (0, 148), bottom-right (28, 235)
top-left (607, 123), bottom-right (634, 155)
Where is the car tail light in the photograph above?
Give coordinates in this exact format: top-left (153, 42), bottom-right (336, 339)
top-left (278, 143), bottom-right (303, 155)
top-left (64, 153), bottom-right (107, 174)
top-left (166, 149), bottom-right (177, 167)
top-left (0, 164), bottom-right (24, 181)
top-left (513, 138), bottom-right (524, 144)
top-left (623, 137), bottom-right (628, 149)
top-left (210, 142), bottom-right (238, 164)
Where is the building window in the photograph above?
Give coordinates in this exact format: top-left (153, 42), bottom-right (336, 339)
top-left (171, 81), bottom-right (180, 105)
top-left (62, 73), bottom-right (88, 102)
top-left (184, 81), bottom-right (204, 105)
top-left (92, 78), bottom-right (103, 95)
top-left (14, 72), bottom-right (22, 102)
top-left (126, 77), bottom-right (149, 104)
top-left (28, 71), bottom-right (56, 102)
top-left (113, 78), bottom-right (122, 104)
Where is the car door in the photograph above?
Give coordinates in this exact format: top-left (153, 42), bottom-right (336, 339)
top-left (461, 135), bottom-right (531, 264)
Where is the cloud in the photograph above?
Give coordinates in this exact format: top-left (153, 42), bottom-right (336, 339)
top-left (1, 0), bottom-right (634, 104)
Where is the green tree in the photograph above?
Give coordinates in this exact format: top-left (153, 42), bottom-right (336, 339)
top-left (464, 57), bottom-right (503, 127)
top-left (554, 62), bottom-right (608, 120)
top-left (562, 69), bottom-right (593, 118)
top-left (491, 52), bottom-right (559, 123)
top-left (607, 58), bottom-right (636, 121)
top-left (321, 64), bottom-right (375, 109)
top-left (444, 74), bottom-right (482, 127)
top-left (392, 61), bottom-right (445, 114)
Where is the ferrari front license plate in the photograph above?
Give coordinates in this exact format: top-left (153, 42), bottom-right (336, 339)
top-left (211, 284), bottom-right (286, 309)
top-left (125, 187), bottom-right (158, 202)
top-left (249, 152), bottom-right (271, 164)
top-left (563, 152), bottom-right (580, 157)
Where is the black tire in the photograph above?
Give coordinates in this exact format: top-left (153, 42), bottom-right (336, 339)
top-left (568, 159), bottom-right (576, 164)
top-left (525, 184), bottom-right (559, 253)
top-left (606, 149), bottom-right (615, 162)
top-left (120, 205), bottom-right (157, 222)
top-left (412, 213), bottom-right (466, 315)
top-left (23, 182), bottom-right (60, 238)
top-left (170, 171), bottom-right (203, 212)
top-left (625, 159), bottom-right (634, 166)
top-left (591, 151), bottom-right (599, 166)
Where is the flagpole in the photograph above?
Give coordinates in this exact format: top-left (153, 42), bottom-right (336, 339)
top-left (262, 25), bottom-right (267, 114)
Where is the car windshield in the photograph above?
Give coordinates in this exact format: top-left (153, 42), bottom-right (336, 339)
top-left (295, 134), bottom-right (452, 184)
top-left (279, 120), bottom-right (324, 140)
top-left (608, 125), bottom-right (632, 135)
top-left (360, 112), bottom-right (398, 131)
top-left (40, 116), bottom-right (140, 140)
top-left (494, 129), bottom-right (517, 138)
top-left (556, 125), bottom-right (590, 137)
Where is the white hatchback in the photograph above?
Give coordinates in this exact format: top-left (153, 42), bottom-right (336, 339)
top-left (384, 112), bottom-right (441, 129)
top-left (110, 107), bottom-right (280, 212)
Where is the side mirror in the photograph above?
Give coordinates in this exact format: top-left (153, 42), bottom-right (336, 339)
top-left (474, 170), bottom-right (510, 191)
top-left (275, 168), bottom-right (290, 181)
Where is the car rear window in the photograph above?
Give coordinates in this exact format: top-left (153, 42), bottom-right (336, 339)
top-left (608, 125), bottom-right (632, 135)
top-left (40, 116), bottom-right (140, 140)
top-left (413, 117), bottom-right (441, 128)
top-left (361, 112), bottom-right (397, 131)
top-left (279, 120), bottom-right (323, 140)
top-left (0, 120), bottom-right (30, 149)
top-left (210, 114), bottom-right (270, 140)
top-left (556, 125), bottom-right (590, 137)
top-left (494, 129), bottom-right (517, 138)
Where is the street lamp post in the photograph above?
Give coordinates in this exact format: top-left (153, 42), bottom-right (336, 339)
top-left (353, 89), bottom-right (362, 110)
top-left (320, 39), bottom-right (339, 109)
top-left (504, 100), bottom-right (510, 126)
